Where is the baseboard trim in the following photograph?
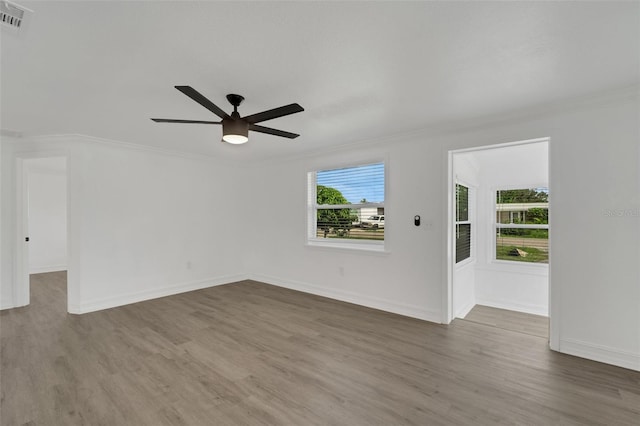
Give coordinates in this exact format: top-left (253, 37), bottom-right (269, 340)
top-left (69, 274), bottom-right (247, 314)
top-left (560, 338), bottom-right (640, 372)
top-left (475, 298), bottom-right (548, 317)
top-left (455, 301), bottom-right (476, 319)
top-left (0, 300), bottom-right (15, 310)
top-left (248, 273), bottom-right (441, 323)
top-left (30, 265), bottom-right (67, 274)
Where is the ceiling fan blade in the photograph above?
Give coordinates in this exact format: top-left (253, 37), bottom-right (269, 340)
top-left (175, 86), bottom-right (229, 119)
top-left (151, 118), bottom-right (221, 124)
top-left (249, 124), bottom-right (300, 139)
top-left (244, 103), bottom-right (304, 124)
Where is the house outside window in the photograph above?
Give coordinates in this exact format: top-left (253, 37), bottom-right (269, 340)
top-left (495, 188), bottom-right (549, 263)
top-left (308, 162), bottom-right (385, 250)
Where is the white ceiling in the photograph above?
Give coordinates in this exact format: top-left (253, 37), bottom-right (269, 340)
top-left (2, 1), bottom-right (638, 161)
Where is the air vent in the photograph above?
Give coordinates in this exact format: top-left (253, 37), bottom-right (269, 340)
top-left (1, 1), bottom-right (31, 33)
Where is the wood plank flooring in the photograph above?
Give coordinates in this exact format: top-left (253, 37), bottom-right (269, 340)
top-left (463, 304), bottom-right (549, 338)
top-left (1, 272), bottom-right (639, 425)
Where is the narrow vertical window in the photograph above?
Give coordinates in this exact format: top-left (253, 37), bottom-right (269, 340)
top-left (455, 184), bottom-right (471, 263)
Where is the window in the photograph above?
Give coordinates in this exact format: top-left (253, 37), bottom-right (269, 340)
top-left (496, 188), bottom-right (549, 263)
top-left (455, 184), bottom-right (471, 263)
top-left (308, 162), bottom-right (385, 249)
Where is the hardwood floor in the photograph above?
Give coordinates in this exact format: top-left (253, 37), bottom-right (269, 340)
top-left (1, 272), bottom-right (639, 425)
top-left (463, 304), bottom-right (549, 338)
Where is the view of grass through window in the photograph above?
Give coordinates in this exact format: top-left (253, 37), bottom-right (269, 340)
top-left (315, 163), bottom-right (384, 241)
top-left (496, 188), bottom-right (549, 263)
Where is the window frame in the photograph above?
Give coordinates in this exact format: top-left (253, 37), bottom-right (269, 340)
top-left (307, 160), bottom-right (387, 253)
top-left (492, 185), bottom-right (549, 267)
top-left (454, 182), bottom-right (475, 266)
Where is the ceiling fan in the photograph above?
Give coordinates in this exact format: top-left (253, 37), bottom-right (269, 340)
top-left (151, 86), bottom-right (304, 144)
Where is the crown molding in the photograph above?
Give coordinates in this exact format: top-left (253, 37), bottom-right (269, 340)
top-left (26, 134), bottom-right (248, 166)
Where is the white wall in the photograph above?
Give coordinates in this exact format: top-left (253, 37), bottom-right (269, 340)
top-left (27, 158), bottom-right (68, 273)
top-left (244, 90), bottom-right (639, 371)
top-left (244, 147), bottom-right (444, 321)
top-left (1, 136), bottom-right (247, 313)
top-left (0, 137), bottom-right (17, 309)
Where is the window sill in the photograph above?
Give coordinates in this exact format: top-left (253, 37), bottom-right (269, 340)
top-left (477, 260), bottom-right (549, 276)
top-left (454, 257), bottom-right (476, 269)
top-left (306, 239), bottom-right (389, 255)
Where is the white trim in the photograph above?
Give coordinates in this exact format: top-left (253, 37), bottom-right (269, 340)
top-left (15, 157), bottom-right (30, 308)
top-left (560, 338), bottom-right (640, 372)
top-left (30, 134), bottom-right (232, 164)
top-left (316, 203), bottom-right (384, 210)
top-left (306, 240), bottom-right (388, 254)
top-left (476, 263), bottom-right (548, 276)
top-left (455, 300), bottom-right (476, 319)
top-left (443, 149), bottom-right (455, 323)
top-left (450, 137), bottom-right (550, 156)
top-left (547, 137), bottom-right (560, 351)
top-left (30, 265), bottom-right (67, 274)
top-left (454, 257), bottom-right (476, 269)
top-left (496, 223), bottom-right (549, 229)
top-left (11, 151), bottom-right (71, 311)
top-left (249, 273), bottom-right (442, 323)
top-left (68, 274), bottom-right (246, 314)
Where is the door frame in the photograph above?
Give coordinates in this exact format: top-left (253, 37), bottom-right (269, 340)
top-left (13, 150), bottom-right (71, 310)
top-left (443, 137), bottom-right (557, 348)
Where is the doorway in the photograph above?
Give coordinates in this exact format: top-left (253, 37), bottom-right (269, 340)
top-left (15, 156), bottom-right (68, 310)
top-left (446, 138), bottom-right (550, 339)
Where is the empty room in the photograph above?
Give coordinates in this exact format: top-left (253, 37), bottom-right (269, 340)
top-left (1, 1), bottom-right (639, 425)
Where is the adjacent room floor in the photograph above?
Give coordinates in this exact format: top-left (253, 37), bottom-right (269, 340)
top-left (463, 304), bottom-right (549, 339)
top-left (1, 272), bottom-right (639, 425)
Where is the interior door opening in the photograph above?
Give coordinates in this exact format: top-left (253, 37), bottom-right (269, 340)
top-left (447, 138), bottom-right (550, 340)
top-left (17, 156), bottom-right (68, 311)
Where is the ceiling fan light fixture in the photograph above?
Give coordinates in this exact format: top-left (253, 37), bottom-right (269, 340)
top-left (222, 134), bottom-right (249, 144)
top-left (151, 86), bottom-right (303, 144)
top-left (222, 118), bottom-right (249, 144)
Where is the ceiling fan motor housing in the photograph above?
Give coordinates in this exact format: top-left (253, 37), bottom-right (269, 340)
top-left (222, 113), bottom-right (249, 143)
top-left (226, 94), bottom-right (245, 108)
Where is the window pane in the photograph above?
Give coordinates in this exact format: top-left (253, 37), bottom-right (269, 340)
top-left (317, 163), bottom-right (384, 204)
top-left (455, 184), bottom-right (471, 263)
top-left (316, 208), bottom-right (384, 240)
top-left (496, 228), bottom-right (549, 263)
top-left (496, 188), bottom-right (549, 224)
top-left (456, 224), bottom-right (471, 263)
top-left (313, 162), bottom-right (385, 243)
top-left (456, 184), bottom-right (469, 222)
